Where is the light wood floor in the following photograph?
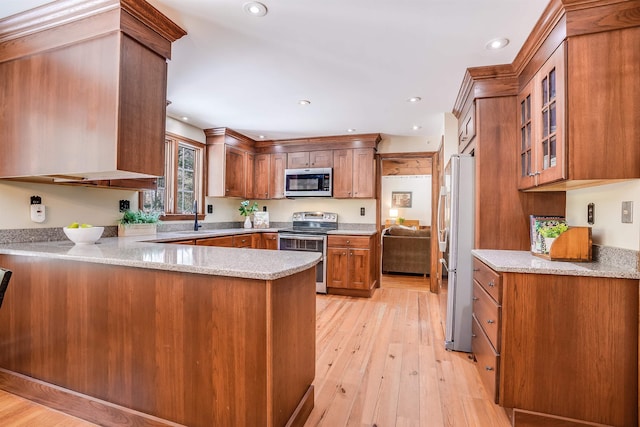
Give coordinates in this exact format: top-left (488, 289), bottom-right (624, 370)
top-left (0, 274), bottom-right (510, 426)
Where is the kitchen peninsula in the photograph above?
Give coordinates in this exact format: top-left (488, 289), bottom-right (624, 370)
top-left (0, 235), bottom-right (320, 427)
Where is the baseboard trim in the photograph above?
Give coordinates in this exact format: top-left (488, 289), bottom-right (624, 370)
top-left (0, 368), bottom-right (184, 427)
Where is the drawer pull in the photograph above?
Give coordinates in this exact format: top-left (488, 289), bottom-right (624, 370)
top-left (488, 281), bottom-right (495, 287)
top-left (485, 366), bottom-right (494, 371)
top-left (471, 333), bottom-right (477, 338)
top-left (473, 268), bottom-right (480, 271)
top-left (486, 319), bottom-right (495, 324)
top-left (472, 297), bottom-right (479, 301)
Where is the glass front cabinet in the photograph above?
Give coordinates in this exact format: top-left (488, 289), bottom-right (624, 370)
top-left (518, 43), bottom-right (566, 189)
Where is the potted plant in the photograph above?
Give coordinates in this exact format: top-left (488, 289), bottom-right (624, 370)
top-left (538, 222), bottom-right (569, 253)
top-left (239, 200), bottom-right (259, 229)
top-left (118, 210), bottom-right (161, 237)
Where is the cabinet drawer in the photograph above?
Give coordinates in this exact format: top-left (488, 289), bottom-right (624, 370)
top-left (472, 315), bottom-right (499, 403)
top-left (328, 235), bottom-right (372, 248)
top-left (196, 236), bottom-right (233, 247)
top-left (472, 281), bottom-right (501, 351)
top-left (233, 234), bottom-right (253, 248)
top-left (473, 258), bottom-right (501, 303)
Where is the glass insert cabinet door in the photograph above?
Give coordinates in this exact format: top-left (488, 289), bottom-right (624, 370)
top-left (517, 42), bottom-right (566, 189)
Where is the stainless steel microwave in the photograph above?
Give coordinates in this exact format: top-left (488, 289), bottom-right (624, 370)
top-left (284, 168), bottom-right (332, 197)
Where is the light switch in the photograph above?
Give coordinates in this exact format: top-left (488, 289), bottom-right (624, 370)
top-left (621, 201), bottom-right (633, 223)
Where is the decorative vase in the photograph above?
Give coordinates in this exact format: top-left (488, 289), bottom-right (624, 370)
top-left (244, 216), bottom-right (252, 229)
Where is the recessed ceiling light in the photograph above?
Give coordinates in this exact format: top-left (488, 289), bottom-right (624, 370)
top-left (258, 135), bottom-right (265, 139)
top-left (407, 97), bottom-right (422, 103)
top-left (412, 125), bottom-right (421, 130)
top-left (486, 37), bottom-right (509, 50)
top-left (347, 128), bottom-right (356, 133)
top-left (298, 99), bottom-right (311, 105)
top-left (182, 116), bottom-right (188, 121)
top-left (243, 2), bottom-right (268, 17)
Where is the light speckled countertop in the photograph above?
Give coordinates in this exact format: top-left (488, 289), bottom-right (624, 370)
top-left (473, 249), bottom-right (640, 279)
top-left (0, 229), bottom-right (321, 281)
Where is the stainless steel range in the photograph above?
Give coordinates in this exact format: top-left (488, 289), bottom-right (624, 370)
top-left (278, 211), bottom-right (338, 294)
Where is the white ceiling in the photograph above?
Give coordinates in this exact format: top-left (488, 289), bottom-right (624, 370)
top-left (1, 0), bottom-right (549, 140)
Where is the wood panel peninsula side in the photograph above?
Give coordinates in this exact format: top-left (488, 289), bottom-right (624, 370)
top-left (0, 241), bottom-right (319, 427)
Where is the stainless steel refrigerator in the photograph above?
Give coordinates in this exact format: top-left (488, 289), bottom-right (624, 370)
top-left (437, 154), bottom-right (475, 352)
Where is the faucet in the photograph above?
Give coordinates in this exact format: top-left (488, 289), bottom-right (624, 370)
top-left (193, 200), bottom-right (201, 231)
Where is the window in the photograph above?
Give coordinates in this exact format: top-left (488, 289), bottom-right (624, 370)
top-left (142, 133), bottom-right (204, 218)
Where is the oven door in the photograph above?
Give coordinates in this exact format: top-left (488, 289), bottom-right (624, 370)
top-left (277, 233), bottom-right (327, 294)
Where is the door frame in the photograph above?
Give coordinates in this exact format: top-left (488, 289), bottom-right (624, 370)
top-left (376, 150), bottom-right (441, 293)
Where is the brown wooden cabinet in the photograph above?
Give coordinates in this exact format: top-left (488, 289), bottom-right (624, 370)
top-left (518, 25), bottom-right (640, 190)
top-left (472, 257), bottom-right (638, 426)
top-left (327, 235), bottom-right (376, 297)
top-left (287, 150), bottom-right (333, 169)
top-left (455, 84), bottom-right (565, 250)
top-left (205, 129), bottom-right (255, 198)
top-left (195, 236), bottom-right (233, 247)
top-left (261, 233), bottom-right (279, 250)
top-left (333, 148), bottom-right (375, 198)
top-left (458, 101), bottom-right (476, 153)
top-left (0, 4), bottom-right (185, 181)
top-left (518, 43), bottom-right (566, 189)
top-left (254, 153), bottom-right (287, 200)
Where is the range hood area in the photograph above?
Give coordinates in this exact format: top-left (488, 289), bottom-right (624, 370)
top-left (0, 0), bottom-right (186, 182)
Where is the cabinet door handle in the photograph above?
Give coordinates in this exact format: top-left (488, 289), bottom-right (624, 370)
top-left (471, 333), bottom-right (477, 338)
top-left (488, 281), bottom-right (495, 287)
top-left (472, 297), bottom-right (479, 301)
top-left (486, 319), bottom-right (495, 324)
top-left (473, 268), bottom-right (480, 271)
top-left (485, 366), bottom-right (494, 371)
top-left (342, 252), bottom-right (347, 256)
top-left (346, 240), bottom-right (350, 244)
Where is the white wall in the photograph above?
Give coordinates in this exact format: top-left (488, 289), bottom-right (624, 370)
top-left (565, 180), bottom-right (640, 251)
top-left (166, 116), bottom-right (206, 143)
top-left (381, 175), bottom-right (431, 226)
top-left (204, 197), bottom-right (377, 225)
top-left (377, 134), bottom-right (440, 153)
top-left (0, 181), bottom-right (137, 229)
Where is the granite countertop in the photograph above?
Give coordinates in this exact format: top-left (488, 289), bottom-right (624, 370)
top-left (0, 229), bottom-right (320, 281)
top-left (473, 249), bottom-right (640, 280)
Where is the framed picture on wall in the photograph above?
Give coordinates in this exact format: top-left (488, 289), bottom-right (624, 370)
top-left (391, 191), bottom-right (412, 208)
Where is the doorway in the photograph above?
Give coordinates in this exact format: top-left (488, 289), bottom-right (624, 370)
top-left (377, 152), bottom-right (440, 292)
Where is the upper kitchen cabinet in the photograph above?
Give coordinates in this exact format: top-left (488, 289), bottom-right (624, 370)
top-left (287, 150), bottom-right (333, 169)
top-left (256, 133), bottom-right (381, 199)
top-left (515, 0), bottom-right (640, 191)
top-left (205, 128), bottom-right (255, 198)
top-left (453, 65), bottom-right (565, 250)
top-left (333, 148), bottom-right (376, 198)
top-left (0, 0), bottom-right (186, 182)
top-left (253, 153), bottom-right (287, 199)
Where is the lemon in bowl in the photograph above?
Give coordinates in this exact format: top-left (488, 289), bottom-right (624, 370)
top-left (63, 223), bottom-right (104, 245)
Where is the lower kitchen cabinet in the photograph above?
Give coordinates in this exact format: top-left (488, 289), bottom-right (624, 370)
top-left (326, 234), bottom-right (376, 298)
top-left (260, 232), bottom-right (279, 250)
top-left (194, 234), bottom-right (258, 248)
top-left (472, 257), bottom-right (638, 426)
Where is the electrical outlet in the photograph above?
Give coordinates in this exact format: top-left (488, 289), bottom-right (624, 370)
top-left (119, 200), bottom-right (130, 212)
top-left (622, 201), bottom-right (633, 223)
top-left (30, 195), bottom-right (41, 205)
top-left (587, 203), bottom-right (595, 225)
top-left (207, 204), bottom-right (213, 214)
top-left (360, 207), bottom-right (365, 216)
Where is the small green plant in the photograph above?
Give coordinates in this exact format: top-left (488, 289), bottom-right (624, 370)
top-left (119, 210), bottom-right (161, 224)
top-left (538, 222), bottom-right (568, 238)
top-left (239, 200), bottom-right (259, 217)
top-left (397, 217), bottom-right (405, 224)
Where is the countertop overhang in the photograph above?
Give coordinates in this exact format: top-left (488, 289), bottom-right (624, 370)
top-left (473, 249), bottom-right (640, 279)
top-left (0, 230), bottom-right (323, 281)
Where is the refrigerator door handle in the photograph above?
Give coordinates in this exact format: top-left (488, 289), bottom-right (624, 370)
top-left (437, 185), bottom-right (448, 252)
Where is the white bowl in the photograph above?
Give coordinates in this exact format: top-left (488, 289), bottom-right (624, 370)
top-left (63, 226), bottom-right (104, 245)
